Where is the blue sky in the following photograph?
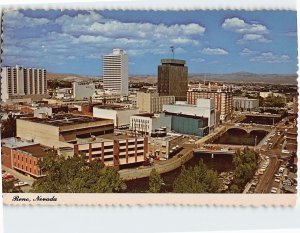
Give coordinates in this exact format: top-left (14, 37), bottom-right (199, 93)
top-left (1, 10), bottom-right (298, 76)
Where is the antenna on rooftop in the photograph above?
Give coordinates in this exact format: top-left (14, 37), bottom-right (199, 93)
top-left (170, 46), bottom-right (175, 59)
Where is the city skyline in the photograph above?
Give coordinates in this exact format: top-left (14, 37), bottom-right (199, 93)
top-left (2, 10), bottom-right (298, 76)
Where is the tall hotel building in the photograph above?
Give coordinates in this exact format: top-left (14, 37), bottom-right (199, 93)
top-left (1, 65), bottom-right (47, 103)
top-left (157, 59), bottom-right (188, 101)
top-left (187, 83), bottom-right (233, 122)
top-left (103, 49), bottom-right (128, 96)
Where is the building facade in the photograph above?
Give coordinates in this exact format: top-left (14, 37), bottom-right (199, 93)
top-left (157, 59), bottom-right (188, 101)
top-left (103, 48), bottom-right (128, 95)
top-left (93, 105), bottom-right (139, 127)
top-left (72, 81), bottom-right (95, 100)
top-left (163, 98), bottom-right (216, 132)
top-left (1, 65), bottom-right (47, 103)
top-left (149, 134), bottom-right (183, 159)
top-left (74, 137), bottom-right (148, 167)
top-left (15, 114), bottom-right (148, 167)
top-left (130, 113), bottom-right (172, 135)
top-left (1, 137), bottom-right (52, 178)
top-left (187, 84), bottom-right (233, 121)
top-left (233, 97), bottom-right (259, 111)
top-left (165, 112), bottom-right (209, 137)
top-left (136, 92), bottom-right (175, 113)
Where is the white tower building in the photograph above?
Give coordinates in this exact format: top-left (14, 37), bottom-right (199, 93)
top-left (103, 49), bottom-right (128, 96)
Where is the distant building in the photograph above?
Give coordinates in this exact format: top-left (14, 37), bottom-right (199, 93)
top-left (1, 65), bottom-right (48, 103)
top-left (92, 90), bottom-right (121, 104)
top-left (136, 92), bottom-right (175, 113)
top-left (233, 97), bottom-right (259, 112)
top-left (157, 59), bottom-right (188, 101)
top-left (293, 95), bottom-right (298, 114)
top-left (1, 137), bottom-right (52, 178)
top-left (72, 81), bottom-right (95, 100)
top-left (187, 83), bottom-right (233, 121)
top-left (93, 105), bottom-right (139, 127)
top-left (130, 112), bottom-right (172, 135)
top-left (163, 98), bottom-right (216, 132)
top-left (103, 48), bottom-right (128, 95)
top-left (55, 88), bottom-right (72, 100)
top-left (165, 112), bottom-right (209, 137)
top-left (260, 91), bottom-right (286, 99)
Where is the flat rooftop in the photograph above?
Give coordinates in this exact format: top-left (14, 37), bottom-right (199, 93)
top-left (161, 59), bottom-right (186, 65)
top-left (1, 137), bottom-right (38, 149)
top-left (164, 111), bottom-right (208, 120)
top-left (133, 113), bottom-right (155, 118)
top-left (94, 104), bottom-right (136, 111)
top-left (74, 133), bottom-right (141, 144)
top-left (18, 114), bottom-right (111, 127)
top-left (17, 144), bottom-right (53, 158)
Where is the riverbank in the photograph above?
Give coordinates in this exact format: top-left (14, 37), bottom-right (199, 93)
top-left (119, 147), bottom-right (194, 181)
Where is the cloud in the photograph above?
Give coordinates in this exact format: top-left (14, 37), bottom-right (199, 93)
top-left (55, 12), bottom-right (205, 40)
top-left (222, 17), bottom-right (269, 34)
top-left (250, 52), bottom-right (291, 63)
top-left (201, 47), bottom-right (228, 55)
top-left (3, 10), bottom-right (50, 28)
top-left (240, 48), bottom-right (256, 56)
top-left (2, 10), bottom-right (206, 67)
top-left (190, 58), bottom-right (205, 63)
top-left (238, 34), bottom-right (271, 43)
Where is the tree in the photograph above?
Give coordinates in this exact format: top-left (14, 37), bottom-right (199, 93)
top-left (173, 159), bottom-right (222, 193)
top-left (2, 180), bottom-right (22, 193)
top-left (30, 155), bottom-right (126, 193)
top-left (149, 169), bottom-right (163, 193)
top-left (1, 113), bottom-right (17, 138)
top-left (231, 148), bottom-right (259, 192)
top-left (263, 94), bottom-right (286, 108)
top-left (229, 184), bottom-right (240, 193)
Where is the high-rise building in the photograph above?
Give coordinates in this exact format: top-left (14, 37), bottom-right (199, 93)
top-left (157, 59), bottom-right (188, 101)
top-left (103, 49), bottom-right (128, 96)
top-left (1, 65), bottom-right (47, 103)
top-left (187, 83), bottom-right (233, 122)
top-left (136, 92), bottom-right (175, 113)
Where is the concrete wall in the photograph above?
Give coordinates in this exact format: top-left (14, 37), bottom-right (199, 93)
top-left (93, 107), bottom-right (138, 127)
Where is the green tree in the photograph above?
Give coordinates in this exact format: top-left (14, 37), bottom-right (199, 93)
top-left (30, 155), bottom-right (126, 193)
top-left (229, 184), bottom-right (240, 193)
top-left (2, 180), bottom-right (22, 193)
top-left (173, 159), bottom-right (222, 193)
top-left (1, 113), bottom-right (17, 138)
top-left (231, 148), bottom-right (259, 192)
top-left (263, 94), bottom-right (286, 108)
top-left (149, 169), bottom-right (163, 193)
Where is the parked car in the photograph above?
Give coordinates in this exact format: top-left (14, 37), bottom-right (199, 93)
top-left (14, 181), bottom-right (29, 187)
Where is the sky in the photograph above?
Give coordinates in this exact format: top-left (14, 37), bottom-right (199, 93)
top-left (1, 10), bottom-right (298, 76)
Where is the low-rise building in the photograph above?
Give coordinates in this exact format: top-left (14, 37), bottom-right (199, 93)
top-left (74, 134), bottom-right (148, 167)
top-left (233, 97), bottom-right (259, 111)
top-left (1, 137), bottom-right (52, 177)
top-left (136, 92), bottom-right (175, 113)
top-left (72, 81), bottom-right (95, 100)
top-left (149, 134), bottom-right (183, 159)
top-left (165, 112), bottom-right (209, 137)
top-left (93, 105), bottom-right (139, 127)
top-left (163, 98), bottom-right (216, 132)
top-left (16, 114), bottom-right (115, 148)
top-left (130, 112), bottom-right (172, 135)
top-left (15, 114), bottom-right (148, 167)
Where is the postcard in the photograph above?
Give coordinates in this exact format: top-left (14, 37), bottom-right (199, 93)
top-left (0, 6), bottom-right (297, 205)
